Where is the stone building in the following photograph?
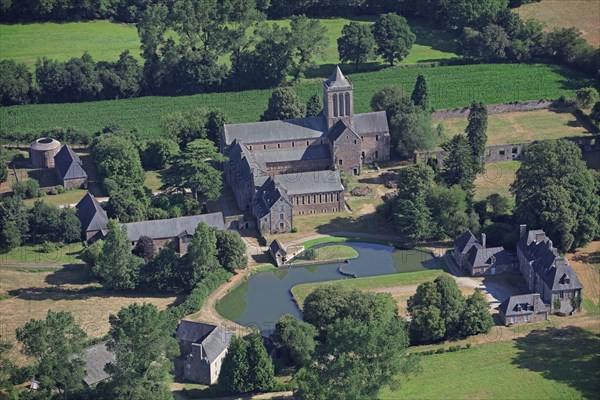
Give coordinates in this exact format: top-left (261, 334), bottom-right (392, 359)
top-left (453, 231), bottom-right (517, 276)
top-left (517, 225), bottom-right (583, 315)
top-left (222, 67), bottom-right (390, 234)
top-left (81, 342), bottom-right (115, 387)
top-left (174, 320), bottom-right (232, 385)
top-left (499, 293), bottom-right (548, 326)
top-left (76, 193), bottom-right (108, 241)
top-left (29, 137), bottom-right (61, 168)
top-left (54, 145), bottom-right (88, 189)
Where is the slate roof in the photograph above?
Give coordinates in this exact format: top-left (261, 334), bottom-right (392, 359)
top-left (324, 66), bottom-right (353, 90)
top-left (54, 145), bottom-right (87, 181)
top-left (122, 213), bottom-right (225, 242)
top-left (253, 144), bottom-right (331, 164)
top-left (466, 245), bottom-right (515, 267)
top-left (353, 111), bottom-right (389, 134)
top-left (82, 342), bottom-right (115, 386)
top-left (176, 320), bottom-right (232, 363)
top-left (273, 170), bottom-right (343, 196)
top-left (454, 230), bottom-right (478, 255)
top-left (499, 294), bottom-right (547, 317)
top-left (328, 119), bottom-right (360, 142)
top-left (254, 179), bottom-right (289, 219)
top-left (76, 192), bottom-right (109, 233)
top-left (269, 239), bottom-right (286, 255)
top-left (223, 116), bottom-right (327, 146)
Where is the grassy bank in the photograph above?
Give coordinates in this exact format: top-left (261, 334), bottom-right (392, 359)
top-left (1, 63), bottom-right (590, 140)
top-left (292, 244), bottom-right (358, 264)
top-left (0, 242), bottom-right (84, 264)
top-left (291, 269), bottom-right (445, 308)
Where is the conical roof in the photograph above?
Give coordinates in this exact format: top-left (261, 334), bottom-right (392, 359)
top-left (324, 66), bottom-right (352, 89)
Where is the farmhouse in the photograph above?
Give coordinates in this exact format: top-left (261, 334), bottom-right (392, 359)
top-left (75, 192), bottom-right (226, 254)
top-left (54, 145), bottom-right (88, 189)
top-left (174, 320), bottom-right (232, 385)
top-left (222, 66), bottom-right (391, 234)
top-left (517, 225), bottom-right (583, 315)
top-left (499, 293), bottom-right (548, 326)
top-left (453, 231), bottom-right (517, 276)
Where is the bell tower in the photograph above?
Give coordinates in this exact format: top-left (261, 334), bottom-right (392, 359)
top-left (323, 66), bottom-right (354, 129)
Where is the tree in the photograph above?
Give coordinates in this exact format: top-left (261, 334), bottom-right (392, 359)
top-left (28, 200), bottom-right (61, 243)
top-left (465, 102), bottom-right (488, 174)
top-left (16, 310), bottom-right (86, 398)
top-left (205, 109), bottom-right (229, 146)
top-left (92, 134), bottom-right (145, 191)
top-left (443, 0), bottom-right (507, 29)
top-left (0, 340), bottom-right (18, 399)
top-left (0, 59), bottom-right (32, 105)
top-left (487, 193), bottom-right (510, 217)
top-left (98, 50), bottom-right (142, 100)
top-left (289, 15), bottom-right (327, 79)
top-left (0, 162), bottom-right (7, 183)
top-left (105, 303), bottom-right (178, 400)
top-left (132, 235), bottom-right (155, 262)
top-left (441, 135), bottom-right (477, 197)
top-left (305, 93), bottom-right (321, 117)
top-left (105, 186), bottom-right (150, 222)
top-left (261, 87), bottom-right (306, 121)
top-left (575, 87), bottom-right (599, 109)
top-left (246, 331), bottom-right (276, 391)
top-left (0, 220), bottom-right (21, 251)
top-left (296, 289), bottom-right (418, 400)
top-left (181, 221), bottom-right (220, 288)
top-left (93, 220), bottom-right (142, 290)
top-left (60, 207), bottom-right (82, 243)
top-left (591, 101), bottom-right (600, 126)
top-left (161, 139), bottom-right (226, 201)
top-left (434, 275), bottom-right (465, 337)
top-left (216, 230), bottom-right (247, 272)
top-left (460, 289), bottom-right (494, 336)
top-left (162, 109), bottom-right (208, 147)
top-left (141, 138), bottom-right (179, 170)
top-left (411, 73), bottom-right (429, 110)
top-left (0, 194), bottom-right (29, 248)
top-left (139, 246), bottom-right (183, 292)
top-left (61, 52), bottom-right (102, 102)
top-left (391, 164), bottom-right (434, 241)
top-left (426, 185), bottom-right (470, 239)
top-left (371, 85), bottom-right (405, 117)
top-left (218, 336), bottom-right (251, 394)
top-left (302, 285), bottom-right (355, 334)
top-left (409, 305), bottom-right (446, 344)
top-left (337, 22), bottom-right (376, 71)
top-left (511, 140), bottom-right (600, 251)
top-left (272, 314), bottom-right (316, 367)
top-left (372, 13), bottom-right (416, 66)
top-left (390, 105), bottom-right (436, 159)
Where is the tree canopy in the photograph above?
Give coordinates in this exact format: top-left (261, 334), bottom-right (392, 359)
top-left (337, 22), bottom-right (376, 71)
top-left (372, 13), bottom-right (416, 66)
top-left (261, 86), bottom-right (306, 121)
top-left (272, 314), bottom-right (317, 367)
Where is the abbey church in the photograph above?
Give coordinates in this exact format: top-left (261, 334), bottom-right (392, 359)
top-left (221, 67), bottom-right (390, 235)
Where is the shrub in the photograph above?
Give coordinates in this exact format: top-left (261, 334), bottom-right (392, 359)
top-left (40, 241), bottom-right (61, 253)
top-left (304, 248), bottom-right (317, 260)
top-left (447, 345), bottom-right (461, 352)
top-left (435, 348), bottom-right (445, 354)
top-left (290, 227), bottom-right (298, 233)
top-left (56, 185), bottom-right (65, 194)
top-left (553, 298), bottom-right (561, 311)
top-left (576, 87), bottom-right (599, 109)
top-left (466, 343), bottom-right (472, 349)
top-left (12, 179), bottom-right (40, 199)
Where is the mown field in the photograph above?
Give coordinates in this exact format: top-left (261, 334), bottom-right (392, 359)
top-left (474, 160), bottom-right (521, 200)
top-left (380, 325), bottom-right (600, 400)
top-left (1, 63), bottom-right (591, 140)
top-left (516, 0), bottom-right (600, 47)
top-left (0, 18), bottom-right (458, 70)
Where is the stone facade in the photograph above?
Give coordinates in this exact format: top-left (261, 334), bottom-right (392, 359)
top-left (222, 67), bottom-right (390, 235)
top-left (499, 293), bottom-right (549, 326)
top-left (453, 231), bottom-right (517, 276)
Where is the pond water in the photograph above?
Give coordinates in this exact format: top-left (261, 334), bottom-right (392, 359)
top-left (216, 242), bottom-right (440, 332)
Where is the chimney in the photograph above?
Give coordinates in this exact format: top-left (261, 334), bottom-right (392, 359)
top-left (519, 224), bottom-right (527, 240)
top-left (481, 233), bottom-right (486, 248)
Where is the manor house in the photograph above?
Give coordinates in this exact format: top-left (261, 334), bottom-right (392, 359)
top-left (222, 67), bottom-right (390, 234)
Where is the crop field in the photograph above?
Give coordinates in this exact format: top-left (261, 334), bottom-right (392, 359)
top-left (516, 0), bottom-right (600, 47)
top-left (439, 109), bottom-right (596, 146)
top-left (0, 18), bottom-right (458, 70)
top-left (380, 325), bottom-right (600, 400)
top-left (1, 63), bottom-right (591, 140)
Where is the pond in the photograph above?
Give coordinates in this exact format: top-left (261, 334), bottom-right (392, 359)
top-left (216, 242), bottom-right (440, 332)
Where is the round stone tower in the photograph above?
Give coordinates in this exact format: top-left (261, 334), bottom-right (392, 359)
top-left (29, 137), bottom-right (61, 168)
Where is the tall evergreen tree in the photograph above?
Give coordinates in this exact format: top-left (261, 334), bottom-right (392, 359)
top-left (218, 336), bottom-right (251, 393)
top-left (411, 73), bottom-right (430, 110)
top-left (216, 230), bottom-right (247, 272)
top-left (181, 221), bottom-right (220, 288)
top-left (441, 134), bottom-right (477, 200)
top-left (246, 331), bottom-right (276, 392)
top-left (459, 289), bottom-right (494, 337)
top-left (305, 93), bottom-right (321, 117)
top-left (434, 275), bottom-right (465, 337)
top-left (465, 102), bottom-right (488, 174)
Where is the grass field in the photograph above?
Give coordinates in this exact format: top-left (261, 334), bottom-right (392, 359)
top-left (0, 18), bottom-right (458, 70)
top-left (380, 325), bottom-right (600, 399)
top-left (516, 0), bottom-right (600, 47)
top-left (1, 63), bottom-right (591, 140)
top-left (292, 244), bottom-right (358, 263)
top-left (439, 109), bottom-right (596, 146)
top-left (0, 242), bottom-right (84, 264)
top-left (474, 160), bottom-right (521, 200)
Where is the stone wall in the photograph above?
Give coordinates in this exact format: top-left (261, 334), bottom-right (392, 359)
top-left (289, 190), bottom-right (345, 215)
top-left (501, 311), bottom-right (548, 326)
top-left (266, 158), bottom-right (332, 175)
top-left (360, 132), bottom-right (391, 164)
top-left (258, 196), bottom-right (294, 235)
top-left (62, 177), bottom-right (87, 190)
top-left (432, 100), bottom-right (566, 120)
top-left (246, 138), bottom-right (327, 150)
top-left (332, 132), bottom-right (362, 175)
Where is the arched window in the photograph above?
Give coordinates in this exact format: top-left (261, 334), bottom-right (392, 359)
top-left (345, 93), bottom-right (350, 115)
top-left (333, 94), bottom-right (338, 117)
top-left (338, 93), bottom-right (344, 116)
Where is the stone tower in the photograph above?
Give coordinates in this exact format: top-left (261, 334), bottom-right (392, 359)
top-left (323, 66), bottom-right (354, 130)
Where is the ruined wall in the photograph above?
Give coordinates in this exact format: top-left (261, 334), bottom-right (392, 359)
top-left (432, 100), bottom-right (568, 120)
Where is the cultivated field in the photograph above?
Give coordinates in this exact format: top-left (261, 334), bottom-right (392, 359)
top-left (1, 63), bottom-right (590, 140)
top-left (0, 18), bottom-right (458, 70)
top-left (516, 0), bottom-right (600, 47)
top-left (380, 325), bottom-right (600, 399)
top-left (439, 109), bottom-right (596, 146)
top-left (0, 264), bottom-right (179, 362)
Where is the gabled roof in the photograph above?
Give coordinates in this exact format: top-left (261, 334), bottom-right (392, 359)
top-left (353, 111), bottom-right (389, 135)
top-left (122, 213), bottom-right (225, 242)
top-left (324, 66), bottom-right (353, 90)
top-left (467, 245), bottom-right (515, 267)
top-left (76, 192), bottom-right (109, 233)
top-left (269, 239), bottom-right (286, 255)
top-left (253, 144), bottom-right (331, 164)
top-left (273, 169), bottom-right (343, 196)
top-left (254, 178), bottom-right (290, 219)
top-left (54, 145), bottom-right (87, 181)
top-left (176, 320), bottom-right (232, 363)
top-left (454, 230), bottom-right (477, 254)
top-left (328, 119), bottom-right (360, 142)
top-left (82, 342), bottom-right (115, 386)
top-left (499, 294), bottom-right (546, 317)
top-left (222, 116), bottom-right (326, 146)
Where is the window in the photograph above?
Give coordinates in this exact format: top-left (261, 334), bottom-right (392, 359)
top-left (280, 204), bottom-right (285, 211)
top-left (499, 149), bottom-right (505, 156)
top-left (339, 159), bottom-right (343, 166)
top-left (524, 315), bottom-right (529, 322)
top-left (277, 143), bottom-right (281, 148)
top-left (354, 140), bottom-right (357, 144)
top-left (263, 144), bottom-right (267, 150)
top-left (345, 93), bottom-right (350, 115)
top-left (292, 142), bottom-right (295, 147)
top-left (361, 151), bottom-right (365, 159)
top-left (375, 150), bottom-right (378, 159)
top-left (249, 145), bottom-right (253, 150)
top-left (559, 291), bottom-right (564, 298)
top-left (333, 94), bottom-right (338, 117)
top-left (338, 93), bottom-right (344, 116)
top-left (280, 222), bottom-right (284, 229)
top-left (512, 146), bottom-right (518, 154)
top-left (279, 213), bottom-right (284, 219)
top-left (306, 141), bottom-right (309, 146)
top-left (510, 316), bottom-right (516, 323)
top-left (375, 135), bottom-right (379, 141)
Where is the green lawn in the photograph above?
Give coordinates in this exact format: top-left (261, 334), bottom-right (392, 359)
top-left (23, 189), bottom-right (88, 207)
top-left (0, 242), bottom-right (84, 264)
top-left (291, 269), bottom-right (445, 307)
top-left (1, 63), bottom-right (590, 140)
top-left (292, 244), bottom-right (358, 263)
top-left (380, 325), bottom-right (600, 399)
top-left (0, 18), bottom-right (457, 70)
top-left (474, 160), bottom-right (521, 200)
top-left (143, 170), bottom-right (164, 192)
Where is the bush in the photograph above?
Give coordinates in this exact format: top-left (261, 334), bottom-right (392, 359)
top-left (290, 227), bottom-right (298, 233)
top-left (435, 348), bottom-right (445, 354)
top-left (40, 241), bottom-right (62, 253)
top-left (81, 241), bottom-right (104, 266)
top-left (56, 185), bottom-right (65, 194)
top-left (12, 179), bottom-right (40, 199)
top-left (466, 343), bottom-right (472, 349)
top-left (304, 248), bottom-right (317, 260)
top-left (575, 87), bottom-right (599, 109)
top-left (447, 345), bottom-right (461, 352)
top-left (553, 298), bottom-right (561, 311)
